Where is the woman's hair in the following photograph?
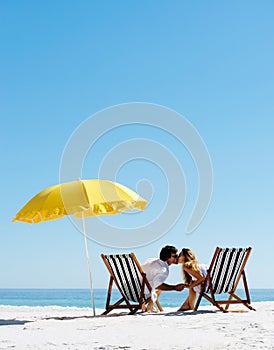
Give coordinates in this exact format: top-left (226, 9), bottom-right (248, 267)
top-left (180, 248), bottom-right (202, 285)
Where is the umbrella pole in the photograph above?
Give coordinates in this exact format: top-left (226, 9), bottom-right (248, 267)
top-left (82, 213), bottom-right (96, 316)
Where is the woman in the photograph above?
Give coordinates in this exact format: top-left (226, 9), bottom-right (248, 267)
top-left (178, 248), bottom-right (208, 311)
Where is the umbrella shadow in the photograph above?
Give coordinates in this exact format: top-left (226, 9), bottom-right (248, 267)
top-left (41, 315), bottom-right (94, 321)
top-left (0, 319), bottom-right (33, 326)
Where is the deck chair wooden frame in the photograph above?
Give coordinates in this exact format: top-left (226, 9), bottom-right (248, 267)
top-left (101, 253), bottom-right (163, 315)
top-left (195, 247), bottom-right (255, 313)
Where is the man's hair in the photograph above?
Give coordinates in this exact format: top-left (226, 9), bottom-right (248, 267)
top-left (159, 245), bottom-right (178, 261)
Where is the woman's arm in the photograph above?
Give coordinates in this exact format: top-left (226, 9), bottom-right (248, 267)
top-left (183, 266), bottom-right (205, 289)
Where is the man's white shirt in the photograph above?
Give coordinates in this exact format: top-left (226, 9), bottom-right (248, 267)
top-left (141, 258), bottom-right (169, 301)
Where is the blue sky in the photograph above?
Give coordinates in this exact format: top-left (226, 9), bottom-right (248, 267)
top-left (1, 1), bottom-right (274, 291)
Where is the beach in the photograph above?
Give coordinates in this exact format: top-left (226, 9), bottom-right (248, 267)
top-left (0, 302), bottom-right (273, 349)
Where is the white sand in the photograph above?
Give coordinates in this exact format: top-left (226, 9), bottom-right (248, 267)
top-left (0, 302), bottom-right (273, 349)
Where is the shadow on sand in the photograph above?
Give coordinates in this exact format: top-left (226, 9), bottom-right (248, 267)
top-left (0, 319), bottom-right (33, 326)
top-left (0, 310), bottom-right (217, 323)
top-left (97, 309), bottom-right (217, 318)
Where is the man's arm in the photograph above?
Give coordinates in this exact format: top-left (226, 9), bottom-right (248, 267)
top-left (156, 283), bottom-right (185, 291)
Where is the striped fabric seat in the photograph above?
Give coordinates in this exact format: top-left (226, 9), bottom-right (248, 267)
top-left (104, 254), bottom-right (146, 303)
top-left (209, 248), bottom-right (250, 294)
top-left (101, 253), bottom-right (163, 315)
top-left (195, 247), bottom-right (256, 312)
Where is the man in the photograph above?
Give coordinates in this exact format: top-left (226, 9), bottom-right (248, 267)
top-left (141, 245), bottom-right (185, 312)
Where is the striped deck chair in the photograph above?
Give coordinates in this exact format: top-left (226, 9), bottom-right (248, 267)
top-left (101, 253), bottom-right (163, 315)
top-left (195, 247), bottom-right (255, 312)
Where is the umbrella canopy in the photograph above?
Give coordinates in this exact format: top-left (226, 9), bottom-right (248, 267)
top-left (12, 179), bottom-right (147, 223)
top-left (12, 179), bottom-right (147, 315)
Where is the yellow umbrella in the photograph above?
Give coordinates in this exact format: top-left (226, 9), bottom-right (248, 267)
top-left (12, 179), bottom-right (147, 315)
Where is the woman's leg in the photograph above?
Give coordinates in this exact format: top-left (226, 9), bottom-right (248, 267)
top-left (177, 296), bottom-right (190, 311)
top-left (188, 288), bottom-right (197, 310)
top-left (177, 288), bottom-right (197, 311)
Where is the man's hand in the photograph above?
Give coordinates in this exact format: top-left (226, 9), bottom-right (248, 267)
top-left (157, 283), bottom-right (186, 291)
top-left (174, 283), bottom-right (185, 291)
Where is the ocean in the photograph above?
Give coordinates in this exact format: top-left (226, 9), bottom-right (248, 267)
top-left (0, 289), bottom-right (273, 309)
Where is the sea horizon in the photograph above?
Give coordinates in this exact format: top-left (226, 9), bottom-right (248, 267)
top-left (1, 288), bottom-right (273, 309)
